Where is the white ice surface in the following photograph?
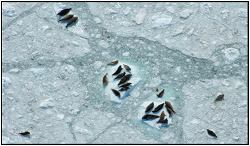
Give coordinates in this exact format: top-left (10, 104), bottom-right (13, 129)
top-left (2, 2), bottom-right (247, 144)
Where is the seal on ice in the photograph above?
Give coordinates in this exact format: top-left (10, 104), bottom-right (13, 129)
top-left (112, 65), bottom-right (123, 75)
top-left (57, 8), bottom-right (72, 16)
top-left (58, 14), bottom-right (74, 22)
top-left (107, 60), bottom-right (119, 65)
top-left (118, 74), bottom-right (132, 85)
top-left (103, 73), bottom-right (108, 85)
top-left (145, 102), bottom-right (154, 112)
top-left (111, 89), bottom-right (121, 97)
top-left (66, 17), bottom-right (78, 28)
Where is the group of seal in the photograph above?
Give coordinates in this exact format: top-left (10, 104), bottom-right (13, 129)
top-left (57, 8), bottom-right (78, 28)
top-left (103, 60), bottom-right (133, 98)
top-left (142, 101), bottom-right (176, 124)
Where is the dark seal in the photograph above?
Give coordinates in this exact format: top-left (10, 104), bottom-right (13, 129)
top-left (145, 102), bottom-right (154, 112)
top-left (142, 114), bottom-right (159, 120)
top-left (118, 74), bottom-right (132, 85)
top-left (152, 103), bottom-right (164, 113)
top-left (57, 8), bottom-right (72, 16)
top-left (66, 17), bottom-right (78, 28)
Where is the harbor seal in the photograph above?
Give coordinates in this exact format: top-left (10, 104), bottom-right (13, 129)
top-left (165, 101), bottom-right (176, 113)
top-left (118, 74), bottom-right (132, 85)
top-left (111, 89), bottom-right (121, 97)
top-left (119, 82), bottom-right (132, 88)
top-left (157, 89), bottom-right (164, 97)
top-left (152, 103), bottom-right (164, 113)
top-left (66, 17), bottom-right (78, 28)
top-left (103, 73), bottom-right (108, 85)
top-left (158, 117), bottom-right (168, 124)
top-left (145, 102), bottom-right (154, 112)
top-left (58, 14), bottom-right (74, 22)
top-left (107, 60), bottom-right (118, 65)
top-left (166, 107), bottom-right (173, 117)
top-left (57, 8), bottom-right (72, 16)
top-left (112, 65), bottom-right (123, 75)
top-left (114, 72), bottom-right (126, 80)
top-left (156, 111), bottom-right (166, 123)
top-left (142, 114), bottom-right (159, 120)
top-left (19, 131), bottom-right (30, 135)
top-left (123, 64), bottom-right (131, 71)
top-left (207, 129), bottom-right (217, 138)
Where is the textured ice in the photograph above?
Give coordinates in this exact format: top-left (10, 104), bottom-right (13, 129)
top-left (39, 98), bottom-right (54, 109)
top-left (2, 77), bottom-right (12, 88)
top-left (2, 3), bottom-right (17, 17)
top-left (132, 8), bottom-right (147, 25)
top-left (151, 15), bottom-right (172, 29)
top-left (2, 2), bottom-right (247, 144)
top-left (182, 78), bottom-right (247, 144)
top-left (180, 9), bottom-right (193, 19)
top-left (222, 48), bottom-right (240, 64)
top-left (30, 68), bottom-right (46, 77)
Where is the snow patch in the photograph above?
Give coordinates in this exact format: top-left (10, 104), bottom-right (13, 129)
top-left (152, 15), bottom-right (172, 29)
top-left (42, 26), bottom-right (49, 32)
top-left (99, 40), bottom-right (110, 49)
top-left (40, 98), bottom-right (54, 109)
top-left (120, 21), bottom-right (133, 27)
top-left (222, 48), bottom-right (240, 64)
top-left (93, 17), bottom-right (102, 24)
top-left (9, 68), bottom-right (20, 74)
top-left (65, 65), bottom-right (75, 74)
top-left (124, 7), bottom-right (131, 15)
top-left (57, 114), bottom-right (64, 120)
top-left (122, 52), bottom-right (129, 56)
top-left (167, 7), bottom-right (175, 14)
top-left (104, 7), bottom-right (117, 14)
top-left (94, 61), bottom-right (103, 69)
top-left (172, 26), bottom-right (184, 36)
top-left (180, 9), bottom-right (193, 19)
top-left (71, 41), bottom-right (79, 47)
top-left (132, 8), bottom-right (147, 25)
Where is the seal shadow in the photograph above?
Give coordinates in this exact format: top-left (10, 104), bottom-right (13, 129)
top-left (213, 98), bottom-right (224, 102)
top-left (113, 78), bottom-right (122, 82)
top-left (102, 84), bottom-right (108, 89)
top-left (145, 109), bottom-right (153, 113)
top-left (141, 118), bottom-right (157, 122)
top-left (20, 135), bottom-right (31, 138)
top-left (126, 70), bottom-right (131, 74)
top-left (160, 123), bottom-right (170, 128)
top-left (58, 20), bottom-right (69, 24)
